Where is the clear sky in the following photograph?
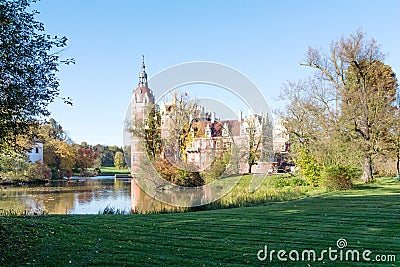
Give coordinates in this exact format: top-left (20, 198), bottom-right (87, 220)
top-left (34, 0), bottom-right (400, 146)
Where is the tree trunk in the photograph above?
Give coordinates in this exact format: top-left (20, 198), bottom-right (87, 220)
top-left (361, 154), bottom-right (373, 183)
top-left (248, 164), bottom-right (252, 174)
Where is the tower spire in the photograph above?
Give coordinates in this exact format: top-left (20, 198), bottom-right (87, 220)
top-left (141, 54), bottom-right (145, 70)
top-left (138, 55), bottom-right (148, 87)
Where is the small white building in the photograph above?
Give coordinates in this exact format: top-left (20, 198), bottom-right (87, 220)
top-left (27, 139), bottom-right (44, 163)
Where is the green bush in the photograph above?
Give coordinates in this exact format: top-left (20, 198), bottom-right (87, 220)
top-left (288, 177), bottom-right (308, 187)
top-left (0, 151), bottom-right (51, 183)
top-left (322, 165), bottom-right (360, 190)
top-left (201, 151), bottom-right (231, 183)
top-left (267, 176), bottom-right (289, 188)
top-left (24, 161), bottom-right (52, 182)
top-left (152, 158), bottom-right (204, 187)
top-left (268, 176), bottom-right (307, 188)
top-left (295, 147), bottom-right (322, 187)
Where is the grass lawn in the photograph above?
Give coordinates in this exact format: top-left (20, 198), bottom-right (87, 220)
top-left (98, 166), bottom-right (130, 176)
top-left (1, 178), bottom-right (399, 266)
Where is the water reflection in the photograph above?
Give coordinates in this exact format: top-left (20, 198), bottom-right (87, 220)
top-left (130, 180), bottom-right (174, 213)
top-left (0, 177), bottom-right (175, 214)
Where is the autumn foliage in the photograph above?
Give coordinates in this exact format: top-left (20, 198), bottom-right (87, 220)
top-left (75, 147), bottom-right (99, 171)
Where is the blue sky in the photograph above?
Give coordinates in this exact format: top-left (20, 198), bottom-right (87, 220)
top-left (34, 0), bottom-right (400, 146)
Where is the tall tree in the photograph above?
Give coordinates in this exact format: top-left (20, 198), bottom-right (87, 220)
top-left (342, 60), bottom-right (397, 182)
top-left (114, 151), bottom-right (125, 169)
top-left (242, 114), bottom-right (265, 173)
top-left (37, 118), bottom-right (74, 178)
top-left (0, 0), bottom-right (72, 152)
top-left (44, 139), bottom-right (75, 177)
top-left (144, 106), bottom-right (161, 160)
top-left (163, 92), bottom-right (200, 162)
top-left (279, 79), bottom-right (359, 169)
top-left (300, 30), bottom-right (397, 183)
top-left (74, 146), bottom-right (98, 171)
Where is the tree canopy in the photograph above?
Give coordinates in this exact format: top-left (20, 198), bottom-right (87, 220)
top-left (281, 30), bottom-right (399, 183)
top-left (0, 0), bottom-right (72, 152)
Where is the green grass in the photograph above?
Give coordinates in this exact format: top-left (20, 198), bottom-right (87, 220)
top-left (1, 177), bottom-right (399, 266)
top-left (185, 174), bottom-right (326, 212)
top-left (98, 166), bottom-right (130, 176)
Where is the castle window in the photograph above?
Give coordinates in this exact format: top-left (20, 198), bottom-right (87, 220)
top-left (132, 155), bottom-right (136, 162)
top-left (35, 147), bottom-right (39, 153)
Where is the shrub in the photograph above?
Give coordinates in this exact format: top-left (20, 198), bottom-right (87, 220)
top-left (201, 151), bottom-right (231, 183)
top-left (24, 161), bottom-right (52, 182)
top-left (322, 165), bottom-right (360, 190)
top-left (0, 157), bottom-right (51, 183)
top-left (288, 176), bottom-right (308, 187)
top-left (152, 159), bottom-right (204, 187)
top-left (295, 147), bottom-right (322, 187)
top-left (268, 175), bottom-right (289, 188)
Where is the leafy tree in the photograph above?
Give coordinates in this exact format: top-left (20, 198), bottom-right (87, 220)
top-left (342, 60), bottom-right (397, 182)
top-left (322, 165), bottom-right (360, 190)
top-left (92, 144), bottom-right (109, 166)
top-left (0, 151), bottom-right (27, 176)
top-left (37, 118), bottom-right (68, 142)
top-left (282, 30), bottom-right (398, 183)
top-left (295, 146), bottom-right (321, 187)
top-left (242, 114), bottom-right (271, 173)
top-left (44, 139), bottom-right (75, 178)
top-left (279, 79), bottom-right (360, 169)
top-left (0, 0), bottom-right (72, 152)
top-left (74, 147), bottom-right (98, 171)
top-left (144, 106), bottom-right (161, 159)
top-left (114, 151), bottom-right (125, 169)
top-left (32, 118), bottom-right (74, 178)
top-left (161, 92), bottom-right (200, 162)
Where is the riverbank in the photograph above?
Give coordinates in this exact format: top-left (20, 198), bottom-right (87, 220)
top-left (1, 177), bottom-right (398, 266)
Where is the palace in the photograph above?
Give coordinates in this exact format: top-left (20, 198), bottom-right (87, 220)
top-left (130, 57), bottom-right (290, 176)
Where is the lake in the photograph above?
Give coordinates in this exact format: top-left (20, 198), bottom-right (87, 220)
top-left (0, 176), bottom-right (172, 214)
